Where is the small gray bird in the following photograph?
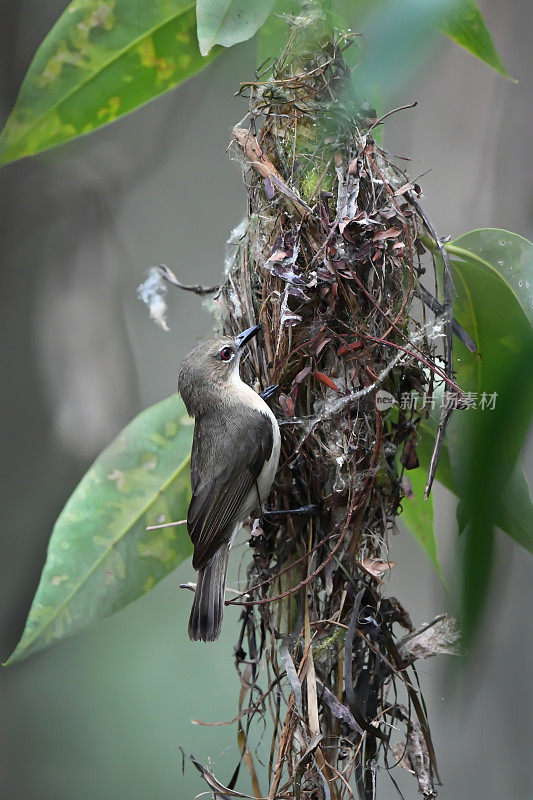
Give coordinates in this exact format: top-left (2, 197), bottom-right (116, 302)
top-left (178, 325), bottom-right (281, 642)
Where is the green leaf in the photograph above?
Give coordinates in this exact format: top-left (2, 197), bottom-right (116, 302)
top-left (6, 395), bottom-right (193, 665)
top-left (197, 0), bottom-right (276, 56)
top-left (446, 232), bottom-right (533, 500)
top-left (0, 0), bottom-right (220, 165)
top-left (454, 343), bottom-right (533, 644)
top-left (256, 0), bottom-right (300, 67)
top-left (439, 0), bottom-right (512, 79)
top-left (383, 230), bottom-right (532, 598)
top-left (447, 229), bottom-right (533, 328)
top-left (344, 0), bottom-right (451, 104)
top-left (399, 465), bottom-right (440, 575)
top-left (335, 0), bottom-right (511, 97)
top-left (419, 227), bottom-right (533, 644)
top-left (494, 464), bottom-right (533, 555)
top-left (430, 228), bottom-right (533, 508)
top-left (417, 419), bottom-right (533, 555)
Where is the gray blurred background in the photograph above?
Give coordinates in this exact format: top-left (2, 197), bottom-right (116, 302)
top-left (1, 1), bottom-right (532, 798)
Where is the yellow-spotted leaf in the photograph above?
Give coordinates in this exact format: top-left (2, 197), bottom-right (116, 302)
top-left (0, 0), bottom-right (220, 165)
top-left (5, 395), bottom-right (193, 664)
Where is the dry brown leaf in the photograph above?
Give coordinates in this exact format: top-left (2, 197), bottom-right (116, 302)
top-left (392, 715), bottom-right (437, 799)
top-left (372, 226), bottom-right (402, 242)
top-left (232, 126), bottom-right (281, 181)
top-left (401, 434), bottom-right (420, 470)
top-left (362, 557), bottom-right (396, 577)
top-left (279, 392), bottom-right (295, 417)
top-left (313, 371), bottom-right (340, 392)
top-left (232, 127), bottom-right (311, 213)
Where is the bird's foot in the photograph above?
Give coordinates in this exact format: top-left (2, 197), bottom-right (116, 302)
top-left (262, 503), bottom-right (320, 519)
top-left (259, 384), bottom-right (279, 400)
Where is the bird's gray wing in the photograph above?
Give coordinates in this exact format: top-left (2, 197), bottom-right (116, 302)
top-left (188, 412), bottom-right (274, 570)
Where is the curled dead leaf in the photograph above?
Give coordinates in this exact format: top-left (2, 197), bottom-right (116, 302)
top-left (279, 393), bottom-right (295, 417)
top-left (294, 365), bottom-right (312, 384)
top-left (372, 227), bottom-right (402, 242)
top-left (401, 434), bottom-right (420, 470)
top-left (362, 558), bottom-right (396, 577)
top-left (400, 474), bottom-right (414, 499)
top-left (313, 371), bottom-right (340, 393)
top-left (338, 340), bottom-right (364, 357)
top-left (392, 708), bottom-right (437, 799)
top-left (233, 127), bottom-right (311, 214)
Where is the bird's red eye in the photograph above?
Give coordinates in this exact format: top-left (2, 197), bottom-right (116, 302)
top-left (219, 347), bottom-right (233, 361)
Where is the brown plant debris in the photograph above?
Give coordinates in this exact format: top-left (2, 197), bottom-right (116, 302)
top-left (181, 10), bottom-right (465, 800)
top-left (391, 706), bottom-right (438, 799)
top-left (398, 615), bottom-right (460, 662)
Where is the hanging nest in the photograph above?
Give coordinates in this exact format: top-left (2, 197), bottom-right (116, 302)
top-left (187, 10), bottom-right (463, 800)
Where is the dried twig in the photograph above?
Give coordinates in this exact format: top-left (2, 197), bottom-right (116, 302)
top-left (157, 263), bottom-right (219, 295)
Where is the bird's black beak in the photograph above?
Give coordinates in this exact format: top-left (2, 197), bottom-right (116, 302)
top-left (235, 325), bottom-right (260, 349)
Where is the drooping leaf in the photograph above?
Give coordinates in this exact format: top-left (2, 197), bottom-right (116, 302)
top-left (423, 227), bottom-right (533, 520)
top-left (345, 0), bottom-right (452, 104)
top-left (334, 0), bottom-right (511, 111)
top-left (197, 0), bottom-right (276, 56)
top-left (439, 0), bottom-right (512, 79)
top-left (454, 342), bottom-right (533, 644)
top-left (0, 1), bottom-right (220, 165)
top-left (5, 395), bottom-right (193, 665)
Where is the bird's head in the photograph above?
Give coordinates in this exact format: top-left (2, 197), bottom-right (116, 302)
top-left (178, 325), bottom-right (260, 415)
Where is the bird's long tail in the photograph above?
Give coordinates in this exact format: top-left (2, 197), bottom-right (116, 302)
top-left (188, 545), bottom-right (230, 642)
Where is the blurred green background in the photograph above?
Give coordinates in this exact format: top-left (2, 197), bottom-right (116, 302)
top-left (1, 1), bottom-right (532, 798)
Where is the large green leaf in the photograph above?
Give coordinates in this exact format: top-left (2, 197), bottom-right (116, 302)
top-left (419, 228), bottom-right (533, 532)
top-left (6, 395), bottom-right (193, 665)
top-left (344, 0), bottom-right (453, 104)
top-left (401, 230), bottom-right (533, 616)
top-left (414, 228), bottom-right (533, 643)
top-left (446, 232), bottom-right (532, 499)
top-left (0, 0), bottom-right (220, 165)
top-left (439, 0), bottom-right (512, 79)
top-left (453, 342), bottom-right (533, 644)
top-left (448, 246), bottom-right (533, 641)
top-left (197, 0), bottom-right (276, 56)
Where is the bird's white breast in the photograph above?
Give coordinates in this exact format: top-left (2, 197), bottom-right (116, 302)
top-left (229, 372), bottom-right (281, 513)
top-left (257, 405), bottom-right (281, 503)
